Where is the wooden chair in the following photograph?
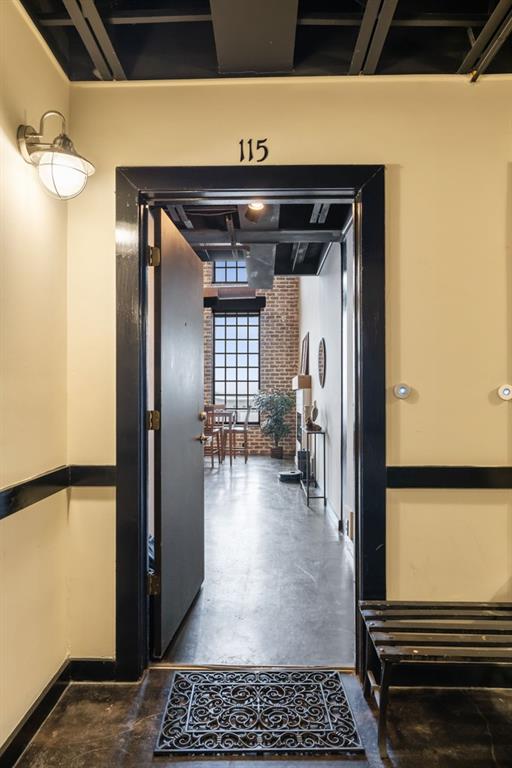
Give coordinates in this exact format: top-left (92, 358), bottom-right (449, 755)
top-left (203, 407), bottom-right (222, 467)
top-left (230, 406), bottom-right (252, 463)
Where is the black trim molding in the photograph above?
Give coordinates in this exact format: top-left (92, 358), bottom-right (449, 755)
top-left (0, 659), bottom-right (117, 767)
top-left (204, 296), bottom-right (266, 312)
top-left (68, 659), bottom-right (117, 681)
top-left (387, 466), bottom-right (512, 489)
top-left (0, 662), bottom-right (69, 768)
top-left (69, 465), bottom-right (117, 487)
top-left (0, 467), bottom-right (68, 520)
top-left (0, 465), bottom-right (117, 521)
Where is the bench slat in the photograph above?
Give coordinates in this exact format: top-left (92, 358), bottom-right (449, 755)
top-left (360, 600), bottom-right (512, 610)
top-left (362, 608), bottom-right (512, 620)
top-left (366, 620), bottom-right (512, 634)
top-left (371, 631), bottom-right (512, 647)
top-left (376, 645), bottom-right (512, 662)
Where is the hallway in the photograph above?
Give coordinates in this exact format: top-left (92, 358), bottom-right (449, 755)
top-left (163, 456), bottom-right (355, 666)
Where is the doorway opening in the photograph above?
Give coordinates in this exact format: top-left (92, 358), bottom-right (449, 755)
top-left (115, 166), bottom-right (386, 682)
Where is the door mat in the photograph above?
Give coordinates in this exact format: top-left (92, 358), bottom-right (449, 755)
top-left (155, 669), bottom-right (363, 757)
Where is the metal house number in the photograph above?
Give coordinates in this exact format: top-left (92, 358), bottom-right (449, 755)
top-left (239, 138), bottom-right (269, 163)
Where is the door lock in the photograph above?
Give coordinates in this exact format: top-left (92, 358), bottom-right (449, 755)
top-left (199, 411), bottom-right (207, 422)
top-left (196, 433), bottom-right (208, 444)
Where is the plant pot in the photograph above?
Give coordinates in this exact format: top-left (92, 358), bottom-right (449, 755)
top-left (270, 446), bottom-right (284, 459)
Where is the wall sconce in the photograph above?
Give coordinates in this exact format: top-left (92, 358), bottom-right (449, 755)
top-left (393, 383), bottom-right (411, 399)
top-left (498, 384), bottom-right (512, 401)
top-left (17, 111), bottom-right (95, 200)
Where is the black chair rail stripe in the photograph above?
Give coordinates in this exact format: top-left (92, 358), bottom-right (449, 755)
top-left (387, 466), bottom-right (512, 489)
top-left (3, 465), bottom-right (511, 520)
top-left (0, 466), bottom-right (117, 520)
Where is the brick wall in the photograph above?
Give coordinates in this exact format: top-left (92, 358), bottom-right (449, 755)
top-left (203, 262), bottom-right (299, 457)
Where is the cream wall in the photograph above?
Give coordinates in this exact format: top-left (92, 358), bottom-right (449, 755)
top-left (2, 11), bottom-right (512, 747)
top-left (0, 1), bottom-right (70, 746)
top-left (299, 244), bottom-right (343, 522)
top-left (68, 72), bottom-right (512, 608)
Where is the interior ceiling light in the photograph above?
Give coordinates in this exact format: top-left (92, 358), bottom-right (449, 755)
top-left (245, 201), bottom-right (266, 223)
top-left (17, 111), bottom-right (95, 200)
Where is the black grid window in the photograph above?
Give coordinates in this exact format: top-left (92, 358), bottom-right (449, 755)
top-left (213, 260), bottom-right (248, 284)
top-left (213, 312), bottom-right (260, 424)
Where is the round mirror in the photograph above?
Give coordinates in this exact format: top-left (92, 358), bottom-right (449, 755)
top-left (318, 338), bottom-right (326, 388)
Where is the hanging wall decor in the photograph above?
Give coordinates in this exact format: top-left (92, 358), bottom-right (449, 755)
top-left (318, 338), bottom-right (326, 388)
top-left (300, 332), bottom-right (310, 375)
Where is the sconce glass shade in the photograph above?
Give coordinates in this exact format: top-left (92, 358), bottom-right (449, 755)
top-left (35, 150), bottom-right (93, 199)
top-left (31, 136), bottom-right (95, 200)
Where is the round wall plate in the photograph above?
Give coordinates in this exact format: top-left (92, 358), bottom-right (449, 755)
top-left (393, 383), bottom-right (411, 399)
top-left (498, 384), bottom-right (512, 401)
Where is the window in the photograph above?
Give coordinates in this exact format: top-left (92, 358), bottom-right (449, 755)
top-left (213, 259), bottom-right (247, 284)
top-left (213, 312), bottom-right (260, 423)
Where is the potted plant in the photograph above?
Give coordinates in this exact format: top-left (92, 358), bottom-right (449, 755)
top-left (253, 390), bottom-right (295, 459)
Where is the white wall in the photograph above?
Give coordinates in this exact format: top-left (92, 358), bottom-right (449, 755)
top-left (299, 244), bottom-right (343, 521)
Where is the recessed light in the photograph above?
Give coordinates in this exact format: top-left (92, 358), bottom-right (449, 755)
top-left (248, 201), bottom-right (265, 211)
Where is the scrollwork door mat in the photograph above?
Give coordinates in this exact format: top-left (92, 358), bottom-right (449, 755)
top-left (155, 669), bottom-right (363, 757)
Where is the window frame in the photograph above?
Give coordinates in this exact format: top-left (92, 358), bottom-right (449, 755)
top-left (212, 259), bottom-right (248, 285)
top-left (212, 311), bottom-right (261, 424)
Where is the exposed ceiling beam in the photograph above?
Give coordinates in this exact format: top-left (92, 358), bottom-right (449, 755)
top-left (210, 0), bottom-right (298, 74)
top-left (348, 0), bottom-right (382, 75)
top-left (291, 242), bottom-right (309, 271)
top-left (80, 0), bottom-right (126, 79)
top-left (62, 0), bottom-right (111, 79)
top-left (458, 0), bottom-right (512, 73)
top-left (317, 204), bottom-right (330, 224)
top-left (183, 229), bottom-right (342, 245)
top-left (310, 203), bottom-right (322, 224)
top-left (363, 0), bottom-right (399, 75)
top-left (470, 10), bottom-right (512, 81)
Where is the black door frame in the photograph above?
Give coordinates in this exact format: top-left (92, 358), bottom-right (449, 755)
top-left (115, 165), bottom-right (386, 681)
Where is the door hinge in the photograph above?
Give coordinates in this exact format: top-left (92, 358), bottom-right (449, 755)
top-left (146, 245), bottom-right (161, 267)
top-left (147, 571), bottom-right (160, 596)
top-left (146, 409), bottom-right (160, 430)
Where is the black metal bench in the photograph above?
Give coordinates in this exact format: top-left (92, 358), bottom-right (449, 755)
top-left (360, 600), bottom-right (512, 758)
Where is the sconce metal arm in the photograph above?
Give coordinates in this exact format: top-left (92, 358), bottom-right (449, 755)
top-left (17, 110), bottom-right (67, 164)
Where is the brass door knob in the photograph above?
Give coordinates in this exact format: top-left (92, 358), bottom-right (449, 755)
top-left (196, 433), bottom-right (208, 444)
top-left (199, 411), bottom-right (207, 422)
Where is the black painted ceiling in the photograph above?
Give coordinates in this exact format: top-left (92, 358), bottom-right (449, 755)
top-left (20, 0), bottom-right (512, 82)
top-left (165, 198), bottom-right (352, 281)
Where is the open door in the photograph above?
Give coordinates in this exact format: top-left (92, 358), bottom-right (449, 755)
top-left (150, 207), bottom-right (205, 659)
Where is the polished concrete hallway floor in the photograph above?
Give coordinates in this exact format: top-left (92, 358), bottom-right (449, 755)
top-left (162, 456), bottom-right (354, 666)
top-left (16, 670), bottom-right (512, 767)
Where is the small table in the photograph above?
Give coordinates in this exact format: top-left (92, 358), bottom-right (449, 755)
top-left (299, 428), bottom-right (327, 507)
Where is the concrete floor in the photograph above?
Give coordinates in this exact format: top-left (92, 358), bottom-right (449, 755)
top-left (15, 670), bottom-right (512, 767)
top-left (163, 456), bottom-right (355, 666)
top-left (14, 458), bottom-right (512, 766)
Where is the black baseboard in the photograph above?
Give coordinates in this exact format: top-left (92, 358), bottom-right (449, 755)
top-left (69, 659), bottom-right (117, 681)
top-left (0, 661), bottom-right (69, 768)
top-left (0, 658), bottom-right (117, 766)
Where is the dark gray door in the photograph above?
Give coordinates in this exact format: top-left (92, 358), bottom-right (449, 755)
top-left (151, 208), bottom-right (205, 659)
